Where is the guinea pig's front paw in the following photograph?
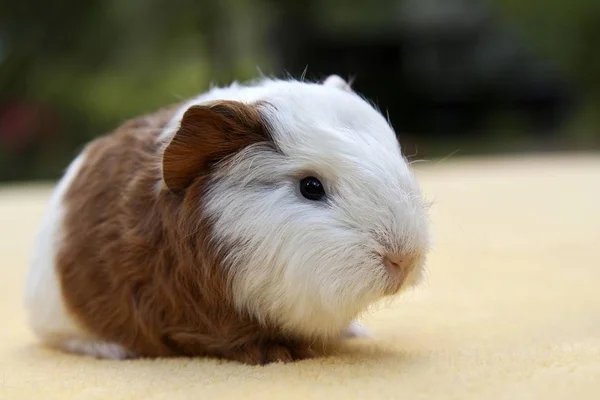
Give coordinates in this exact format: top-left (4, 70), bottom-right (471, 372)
top-left (230, 340), bottom-right (315, 365)
top-left (343, 321), bottom-right (373, 339)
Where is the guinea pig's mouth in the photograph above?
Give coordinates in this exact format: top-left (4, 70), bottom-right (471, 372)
top-left (383, 273), bottom-right (408, 296)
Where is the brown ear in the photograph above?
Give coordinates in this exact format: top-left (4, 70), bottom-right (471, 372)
top-left (162, 100), bottom-right (269, 193)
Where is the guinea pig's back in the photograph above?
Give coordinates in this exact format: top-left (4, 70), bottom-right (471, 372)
top-left (23, 107), bottom-right (176, 358)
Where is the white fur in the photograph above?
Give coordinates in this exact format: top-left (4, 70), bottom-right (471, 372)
top-left (24, 152), bottom-right (130, 359)
top-left (162, 76), bottom-right (431, 339)
top-left (323, 74), bottom-right (353, 91)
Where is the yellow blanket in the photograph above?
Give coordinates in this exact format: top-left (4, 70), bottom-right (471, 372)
top-left (1, 154), bottom-right (599, 399)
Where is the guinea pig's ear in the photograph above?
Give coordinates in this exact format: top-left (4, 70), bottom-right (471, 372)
top-left (162, 101), bottom-right (269, 193)
top-left (322, 74), bottom-right (353, 92)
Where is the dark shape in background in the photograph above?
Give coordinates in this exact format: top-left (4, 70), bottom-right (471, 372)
top-left (0, 0), bottom-right (598, 182)
top-left (271, 0), bottom-right (576, 155)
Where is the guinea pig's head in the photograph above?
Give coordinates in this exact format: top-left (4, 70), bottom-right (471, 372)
top-left (161, 76), bottom-right (431, 339)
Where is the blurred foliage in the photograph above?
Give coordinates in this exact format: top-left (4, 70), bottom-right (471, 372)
top-left (490, 0), bottom-right (600, 141)
top-left (0, 0), bottom-right (598, 181)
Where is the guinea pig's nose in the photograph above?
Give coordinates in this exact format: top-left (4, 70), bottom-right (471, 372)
top-left (382, 253), bottom-right (420, 294)
top-left (382, 253), bottom-right (418, 278)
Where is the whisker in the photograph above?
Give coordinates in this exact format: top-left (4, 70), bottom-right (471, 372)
top-left (405, 144), bottom-right (420, 160)
top-left (300, 65), bottom-right (308, 81)
top-left (436, 148), bottom-right (461, 165)
top-left (169, 92), bottom-right (186, 101)
top-left (408, 159), bottom-right (430, 165)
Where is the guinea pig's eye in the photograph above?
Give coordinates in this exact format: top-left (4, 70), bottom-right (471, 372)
top-left (299, 177), bottom-right (326, 201)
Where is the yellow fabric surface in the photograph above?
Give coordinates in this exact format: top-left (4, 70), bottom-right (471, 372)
top-left (1, 154), bottom-right (599, 399)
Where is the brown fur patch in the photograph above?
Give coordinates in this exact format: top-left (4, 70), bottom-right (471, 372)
top-left (162, 101), bottom-right (272, 192)
top-left (55, 101), bottom-right (315, 364)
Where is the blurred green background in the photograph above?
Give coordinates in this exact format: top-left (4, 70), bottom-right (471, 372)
top-left (1, 0), bottom-right (599, 182)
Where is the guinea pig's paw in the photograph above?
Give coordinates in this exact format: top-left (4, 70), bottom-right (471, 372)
top-left (61, 337), bottom-right (136, 360)
top-left (233, 340), bottom-right (315, 365)
top-left (343, 321), bottom-right (373, 339)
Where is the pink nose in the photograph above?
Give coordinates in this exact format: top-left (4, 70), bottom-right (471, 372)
top-left (383, 253), bottom-right (418, 274)
top-left (382, 253), bottom-right (419, 292)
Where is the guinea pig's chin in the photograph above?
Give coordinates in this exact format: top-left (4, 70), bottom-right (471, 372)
top-left (383, 264), bottom-right (424, 296)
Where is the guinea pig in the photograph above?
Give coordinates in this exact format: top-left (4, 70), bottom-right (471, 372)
top-left (23, 75), bottom-right (431, 364)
